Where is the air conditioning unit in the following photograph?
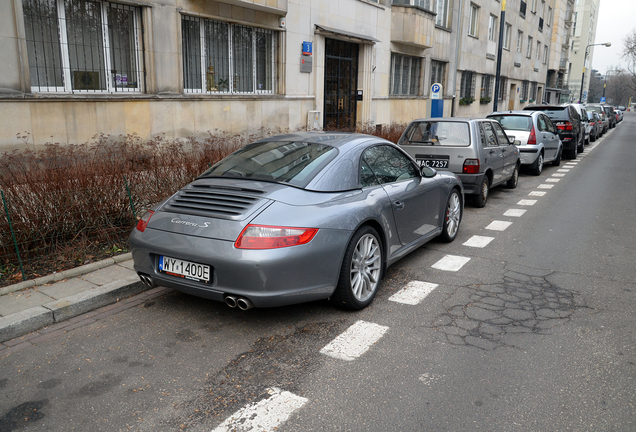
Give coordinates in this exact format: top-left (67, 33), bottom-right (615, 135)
top-left (73, 71), bottom-right (100, 90)
top-left (307, 110), bottom-right (321, 131)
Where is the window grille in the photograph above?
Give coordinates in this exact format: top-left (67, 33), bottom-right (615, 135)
top-left (460, 70), bottom-right (475, 99)
top-left (22, 0), bottom-right (144, 93)
top-left (481, 75), bottom-right (494, 99)
top-left (530, 82), bottom-right (538, 101)
top-left (430, 61), bottom-right (446, 89)
top-left (390, 53), bottom-right (421, 96)
top-left (521, 80), bottom-right (530, 100)
top-left (182, 15), bottom-right (278, 94)
top-left (498, 77), bottom-right (507, 101)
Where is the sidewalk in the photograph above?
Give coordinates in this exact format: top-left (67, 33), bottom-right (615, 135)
top-left (0, 253), bottom-right (151, 343)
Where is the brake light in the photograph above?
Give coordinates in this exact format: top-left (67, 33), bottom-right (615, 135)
top-left (462, 159), bottom-right (480, 174)
top-left (527, 125), bottom-right (537, 145)
top-left (136, 210), bottom-right (154, 232)
top-left (556, 121), bottom-right (573, 131)
top-left (235, 225), bottom-right (319, 249)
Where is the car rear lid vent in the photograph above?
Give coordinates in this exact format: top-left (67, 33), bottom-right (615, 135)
top-left (163, 185), bottom-right (266, 219)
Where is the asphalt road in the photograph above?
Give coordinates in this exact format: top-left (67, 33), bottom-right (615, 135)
top-left (1, 113), bottom-right (635, 432)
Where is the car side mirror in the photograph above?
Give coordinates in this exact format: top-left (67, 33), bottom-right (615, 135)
top-left (421, 166), bottom-right (437, 178)
top-left (508, 136), bottom-right (515, 145)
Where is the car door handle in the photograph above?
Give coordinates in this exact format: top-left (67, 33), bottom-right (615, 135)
top-left (489, 149), bottom-right (497, 154)
top-left (394, 201), bottom-right (405, 211)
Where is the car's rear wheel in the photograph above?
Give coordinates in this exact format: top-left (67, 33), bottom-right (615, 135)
top-left (577, 138), bottom-right (584, 153)
top-left (439, 189), bottom-right (462, 243)
top-left (568, 144), bottom-right (578, 159)
top-left (552, 148), bottom-right (562, 166)
top-left (530, 153), bottom-right (543, 176)
top-left (473, 176), bottom-right (489, 208)
top-left (506, 164), bottom-right (519, 188)
top-left (331, 226), bottom-right (383, 310)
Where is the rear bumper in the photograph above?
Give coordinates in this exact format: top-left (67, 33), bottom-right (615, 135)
top-left (518, 146), bottom-right (540, 165)
top-left (457, 173), bottom-right (487, 195)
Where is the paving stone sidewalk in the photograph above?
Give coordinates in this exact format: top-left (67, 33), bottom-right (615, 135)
top-left (0, 253), bottom-right (150, 343)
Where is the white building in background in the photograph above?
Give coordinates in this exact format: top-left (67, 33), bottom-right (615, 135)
top-left (568, 0), bottom-right (602, 102)
top-left (0, 0), bottom-right (564, 151)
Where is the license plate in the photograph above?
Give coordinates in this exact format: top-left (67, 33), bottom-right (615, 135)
top-left (159, 255), bottom-right (210, 283)
top-left (418, 159), bottom-right (448, 169)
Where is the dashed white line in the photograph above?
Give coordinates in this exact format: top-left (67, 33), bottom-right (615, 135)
top-left (486, 220), bottom-right (513, 231)
top-left (211, 387), bottom-right (308, 432)
top-left (517, 199), bottom-right (537, 206)
top-left (537, 184), bottom-right (554, 189)
top-left (557, 169), bottom-right (571, 173)
top-left (320, 320), bottom-right (389, 361)
top-left (552, 173), bottom-right (566, 177)
top-left (389, 281), bottom-right (438, 305)
top-left (463, 235), bottom-right (495, 247)
top-left (529, 191), bottom-right (546, 196)
top-left (545, 178), bottom-right (561, 183)
top-left (504, 209), bottom-right (527, 217)
top-left (432, 255), bottom-right (471, 271)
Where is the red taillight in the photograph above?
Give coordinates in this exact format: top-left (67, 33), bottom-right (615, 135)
top-left (527, 125), bottom-right (537, 145)
top-left (136, 210), bottom-right (154, 232)
top-left (462, 159), bottom-right (480, 174)
top-left (235, 225), bottom-right (319, 249)
top-left (556, 121), bottom-right (573, 131)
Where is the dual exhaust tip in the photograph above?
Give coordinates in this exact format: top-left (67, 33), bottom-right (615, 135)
top-left (225, 295), bottom-right (254, 311)
top-left (138, 273), bottom-right (253, 310)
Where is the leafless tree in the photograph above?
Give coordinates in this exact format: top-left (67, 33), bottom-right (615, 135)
top-left (622, 29), bottom-right (636, 93)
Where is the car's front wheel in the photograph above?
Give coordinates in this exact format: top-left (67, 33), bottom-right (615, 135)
top-left (439, 189), bottom-right (462, 243)
top-left (331, 226), bottom-right (383, 310)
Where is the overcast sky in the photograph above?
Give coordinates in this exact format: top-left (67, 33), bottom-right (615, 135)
top-left (591, 0), bottom-right (635, 74)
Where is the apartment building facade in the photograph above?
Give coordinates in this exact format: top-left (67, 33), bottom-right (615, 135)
top-left (0, 0), bottom-right (556, 151)
top-left (545, 0), bottom-right (575, 104)
top-left (568, 0), bottom-right (602, 102)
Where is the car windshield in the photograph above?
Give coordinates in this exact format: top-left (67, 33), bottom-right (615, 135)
top-left (402, 121), bottom-right (470, 146)
top-left (199, 141), bottom-right (338, 187)
top-left (489, 116), bottom-right (532, 131)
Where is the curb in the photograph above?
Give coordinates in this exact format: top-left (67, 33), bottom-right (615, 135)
top-left (0, 274), bottom-right (148, 343)
top-left (0, 253), bottom-right (133, 296)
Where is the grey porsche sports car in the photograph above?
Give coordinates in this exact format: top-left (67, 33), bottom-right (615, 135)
top-left (129, 132), bottom-right (464, 310)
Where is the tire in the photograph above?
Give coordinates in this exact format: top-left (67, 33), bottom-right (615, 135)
top-left (506, 163), bottom-right (519, 188)
top-left (439, 189), bottom-right (462, 243)
top-left (552, 147), bottom-right (562, 166)
top-left (577, 139), bottom-right (584, 153)
top-left (530, 153), bottom-right (543, 176)
top-left (331, 226), bottom-right (383, 310)
top-left (473, 175), bottom-right (489, 208)
top-left (568, 144), bottom-right (578, 159)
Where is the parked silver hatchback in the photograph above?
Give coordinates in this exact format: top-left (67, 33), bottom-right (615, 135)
top-left (487, 110), bottom-right (563, 176)
top-left (398, 118), bottom-right (520, 207)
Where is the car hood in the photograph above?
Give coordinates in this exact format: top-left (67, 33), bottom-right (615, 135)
top-left (145, 178), bottom-right (357, 241)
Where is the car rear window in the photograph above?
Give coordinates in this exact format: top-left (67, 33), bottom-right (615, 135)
top-left (401, 121), bottom-right (470, 147)
top-left (200, 141), bottom-right (338, 187)
top-left (528, 107), bottom-right (569, 121)
top-left (488, 115), bottom-right (532, 131)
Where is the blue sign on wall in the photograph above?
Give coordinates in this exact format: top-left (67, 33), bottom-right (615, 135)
top-left (302, 41), bottom-right (312, 55)
top-left (600, 97), bottom-right (606, 103)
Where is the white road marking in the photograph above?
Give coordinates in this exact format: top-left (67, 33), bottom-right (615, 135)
top-left (557, 169), bottom-right (571, 173)
top-left (320, 320), bottom-right (389, 361)
top-left (504, 209), bottom-right (527, 217)
top-left (486, 220), bottom-right (513, 231)
top-left (537, 184), bottom-right (554, 189)
top-left (389, 281), bottom-right (438, 305)
top-left (432, 255), bottom-right (471, 271)
top-left (517, 199), bottom-right (537, 206)
top-left (463, 235), bottom-right (495, 247)
top-left (545, 178), bottom-right (561, 183)
top-left (529, 191), bottom-right (546, 196)
top-left (211, 387), bottom-right (308, 432)
top-left (552, 173), bottom-right (566, 177)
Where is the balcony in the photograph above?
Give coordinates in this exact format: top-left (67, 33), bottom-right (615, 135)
top-left (391, 3), bottom-right (435, 48)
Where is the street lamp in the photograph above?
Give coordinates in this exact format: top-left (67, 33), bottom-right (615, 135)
top-left (602, 69), bottom-right (623, 102)
top-left (578, 42), bottom-right (611, 103)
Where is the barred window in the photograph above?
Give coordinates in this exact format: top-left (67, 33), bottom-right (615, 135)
top-left (22, 0), bottom-right (144, 93)
top-left (530, 81), bottom-right (538, 101)
top-left (481, 75), bottom-right (494, 99)
top-left (182, 16), bottom-right (278, 94)
top-left (498, 76), bottom-right (507, 101)
top-left (460, 70), bottom-right (475, 99)
top-left (521, 80), bottom-right (530, 100)
top-left (430, 60), bottom-right (446, 89)
top-left (390, 53), bottom-right (421, 96)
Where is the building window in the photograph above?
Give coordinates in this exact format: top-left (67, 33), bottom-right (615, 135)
top-left (503, 23), bottom-right (511, 49)
top-left (536, 41), bottom-right (541, 60)
top-left (547, 7), bottom-right (553, 26)
top-left (182, 16), bottom-right (278, 94)
top-left (521, 80), bottom-right (529, 100)
top-left (460, 70), bottom-right (475, 99)
top-left (498, 76), bottom-right (507, 101)
top-left (392, 0), bottom-right (432, 9)
top-left (430, 60), bottom-right (446, 89)
top-left (531, 0), bottom-right (537, 13)
top-left (390, 53), bottom-right (421, 96)
top-left (481, 74), bottom-right (494, 99)
top-left (435, 0), bottom-right (449, 27)
top-left (517, 31), bottom-right (523, 52)
top-left (488, 15), bottom-right (498, 42)
top-left (526, 36), bottom-right (533, 58)
top-left (543, 45), bottom-right (549, 64)
top-left (22, 0), bottom-right (144, 93)
top-left (468, 4), bottom-right (479, 37)
top-left (520, 0), bottom-right (527, 18)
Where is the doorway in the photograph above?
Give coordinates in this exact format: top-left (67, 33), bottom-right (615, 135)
top-left (508, 83), bottom-right (516, 110)
top-left (324, 38), bottom-right (359, 129)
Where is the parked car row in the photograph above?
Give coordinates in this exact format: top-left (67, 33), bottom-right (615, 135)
top-left (129, 104), bottom-right (620, 312)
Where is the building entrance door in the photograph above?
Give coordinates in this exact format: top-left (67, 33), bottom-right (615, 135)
top-left (324, 38), bottom-right (359, 129)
